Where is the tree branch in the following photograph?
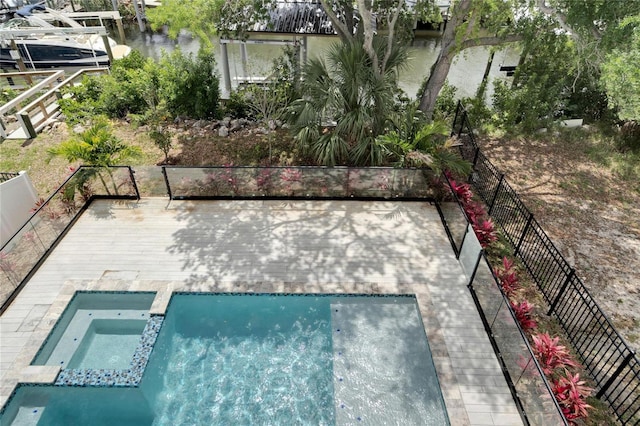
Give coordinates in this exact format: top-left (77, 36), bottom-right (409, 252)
top-left (320, 0), bottom-right (353, 42)
top-left (535, 0), bottom-right (601, 41)
top-left (382, 0), bottom-right (405, 75)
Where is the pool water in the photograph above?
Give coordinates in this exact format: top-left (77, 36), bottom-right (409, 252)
top-left (68, 319), bottom-right (148, 370)
top-left (142, 294), bottom-right (334, 424)
top-left (1, 294), bottom-right (449, 425)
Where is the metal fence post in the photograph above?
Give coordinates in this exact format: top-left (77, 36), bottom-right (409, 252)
top-left (161, 166), bottom-right (172, 200)
top-left (456, 223), bottom-right (469, 260)
top-left (547, 268), bottom-right (575, 316)
top-left (514, 212), bottom-right (534, 256)
top-left (596, 352), bottom-right (636, 398)
top-left (488, 174), bottom-right (505, 215)
top-left (451, 100), bottom-right (461, 137)
top-left (472, 147), bottom-right (480, 168)
top-left (128, 167), bottom-right (140, 200)
top-left (458, 110), bottom-right (466, 137)
top-left (467, 249), bottom-right (484, 289)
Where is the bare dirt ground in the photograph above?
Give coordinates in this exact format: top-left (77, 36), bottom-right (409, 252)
top-left (479, 132), bottom-right (640, 349)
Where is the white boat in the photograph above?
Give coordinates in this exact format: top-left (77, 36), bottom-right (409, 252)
top-left (0, 4), bottom-right (130, 69)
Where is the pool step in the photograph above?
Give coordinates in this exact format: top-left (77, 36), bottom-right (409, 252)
top-left (330, 299), bottom-right (448, 425)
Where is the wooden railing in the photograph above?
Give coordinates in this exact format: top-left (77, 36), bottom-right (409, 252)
top-left (0, 71), bottom-right (65, 138)
top-left (1, 68), bottom-right (108, 139)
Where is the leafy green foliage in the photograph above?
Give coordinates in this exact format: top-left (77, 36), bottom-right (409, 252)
top-left (433, 81), bottom-right (458, 122)
top-left (236, 46), bottom-right (299, 121)
top-left (491, 30), bottom-right (575, 131)
top-left (58, 76), bottom-right (103, 125)
top-left (149, 126), bottom-right (172, 164)
top-left (157, 48), bottom-right (220, 120)
top-left (377, 120), bottom-right (472, 176)
top-left (222, 89), bottom-right (253, 119)
top-left (0, 87), bottom-right (17, 104)
top-left (58, 48), bottom-right (220, 122)
top-left (601, 17), bottom-right (640, 122)
top-left (147, 0), bottom-right (274, 43)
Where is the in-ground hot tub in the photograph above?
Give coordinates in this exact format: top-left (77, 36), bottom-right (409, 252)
top-left (32, 292), bottom-right (155, 370)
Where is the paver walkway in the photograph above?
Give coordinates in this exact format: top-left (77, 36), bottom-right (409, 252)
top-left (0, 198), bottom-right (522, 425)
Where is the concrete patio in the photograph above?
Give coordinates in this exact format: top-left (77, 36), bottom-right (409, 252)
top-left (0, 198), bottom-right (523, 425)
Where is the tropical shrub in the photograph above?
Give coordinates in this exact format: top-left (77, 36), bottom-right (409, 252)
top-left (48, 118), bottom-right (142, 196)
top-left (495, 256), bottom-right (519, 296)
top-left (157, 47), bottom-right (220, 120)
top-left (378, 120), bottom-right (472, 176)
top-left (446, 176), bottom-right (497, 247)
top-left (531, 333), bottom-right (579, 377)
top-left (510, 300), bottom-right (537, 332)
top-left (149, 126), bottom-right (173, 164)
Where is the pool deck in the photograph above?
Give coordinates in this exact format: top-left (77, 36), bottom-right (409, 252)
top-left (0, 198), bottom-right (523, 425)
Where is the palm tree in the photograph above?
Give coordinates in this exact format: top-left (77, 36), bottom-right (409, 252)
top-left (48, 118), bottom-right (141, 195)
top-left (286, 39), bottom-right (408, 166)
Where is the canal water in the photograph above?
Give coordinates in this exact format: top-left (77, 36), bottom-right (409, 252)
top-left (122, 26), bottom-right (519, 101)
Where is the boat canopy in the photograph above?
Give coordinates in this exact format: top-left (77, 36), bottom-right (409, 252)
top-left (15, 3), bottom-right (44, 17)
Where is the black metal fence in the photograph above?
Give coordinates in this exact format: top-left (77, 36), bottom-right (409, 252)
top-left (161, 166), bottom-right (438, 200)
top-left (0, 172), bottom-right (20, 183)
top-left (438, 187), bottom-right (567, 425)
top-left (0, 166), bottom-right (139, 314)
top-left (451, 101), bottom-right (640, 425)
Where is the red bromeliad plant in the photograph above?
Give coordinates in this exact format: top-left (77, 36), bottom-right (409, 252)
top-left (472, 218), bottom-right (498, 248)
top-left (495, 257), bottom-right (519, 296)
top-left (445, 176), bottom-right (498, 248)
top-left (532, 335), bottom-right (593, 423)
top-left (510, 300), bottom-right (537, 332)
top-left (445, 174), bottom-right (593, 423)
top-left (448, 177), bottom-right (473, 205)
top-left (552, 373), bottom-right (593, 423)
top-left (531, 333), bottom-right (580, 376)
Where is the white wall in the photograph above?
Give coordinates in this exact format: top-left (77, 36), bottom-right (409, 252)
top-left (0, 171), bottom-right (39, 247)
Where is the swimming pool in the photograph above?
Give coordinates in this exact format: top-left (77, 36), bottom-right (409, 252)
top-left (1, 293), bottom-right (449, 425)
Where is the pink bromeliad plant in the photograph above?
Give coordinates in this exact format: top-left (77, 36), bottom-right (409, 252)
top-left (495, 257), bottom-right (520, 296)
top-left (445, 176), bottom-right (498, 248)
top-left (552, 373), bottom-right (593, 423)
top-left (446, 173), bottom-right (593, 424)
top-left (510, 300), bottom-right (537, 332)
top-left (532, 333), bottom-right (580, 376)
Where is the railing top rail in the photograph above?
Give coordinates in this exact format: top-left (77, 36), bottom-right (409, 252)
top-left (0, 71), bottom-right (65, 116)
top-left (61, 11), bottom-right (123, 20)
top-left (0, 26), bottom-right (109, 38)
top-left (0, 70), bottom-right (60, 79)
top-left (15, 68), bottom-right (109, 117)
top-left (162, 165), bottom-right (427, 170)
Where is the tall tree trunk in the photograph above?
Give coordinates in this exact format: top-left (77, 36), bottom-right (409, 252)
top-left (418, 51), bottom-right (455, 120)
top-left (418, 0), bottom-right (521, 120)
top-left (418, 0), bottom-right (471, 120)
